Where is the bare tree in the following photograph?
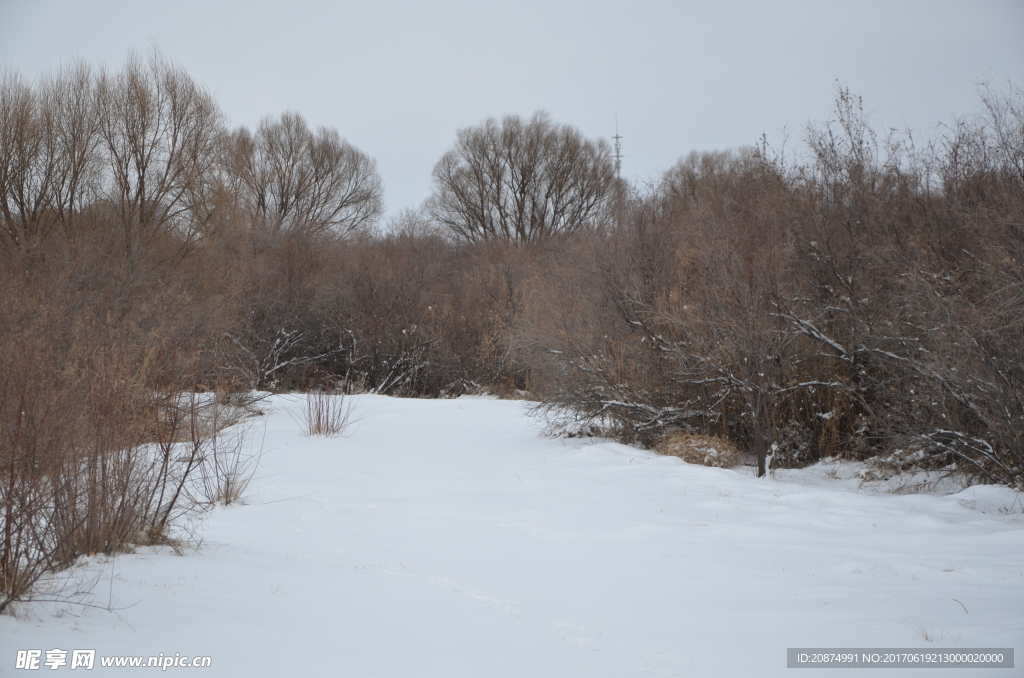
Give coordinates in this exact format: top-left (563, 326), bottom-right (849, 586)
top-left (428, 111), bottom-right (615, 243)
top-left (0, 71), bottom-right (49, 246)
top-left (0, 71), bottom-right (80, 246)
top-left (38, 61), bottom-right (103, 239)
top-left (225, 111), bottom-right (383, 237)
top-left (96, 50), bottom-right (224, 261)
top-left (0, 63), bottom-right (103, 248)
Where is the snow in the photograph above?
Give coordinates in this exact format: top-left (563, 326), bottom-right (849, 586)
top-left (3, 395), bottom-right (1022, 676)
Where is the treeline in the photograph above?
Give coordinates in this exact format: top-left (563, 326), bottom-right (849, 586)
top-left (1, 52), bottom-right (1022, 607)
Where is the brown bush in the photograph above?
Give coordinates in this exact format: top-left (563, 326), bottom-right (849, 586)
top-left (530, 85), bottom-right (1023, 485)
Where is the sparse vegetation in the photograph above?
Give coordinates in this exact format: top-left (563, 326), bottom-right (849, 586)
top-left (303, 390), bottom-right (355, 438)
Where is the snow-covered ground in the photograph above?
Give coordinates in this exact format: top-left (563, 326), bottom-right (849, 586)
top-left (3, 395), bottom-right (1022, 676)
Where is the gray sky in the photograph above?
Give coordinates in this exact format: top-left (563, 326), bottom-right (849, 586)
top-left (2, 0), bottom-right (1022, 219)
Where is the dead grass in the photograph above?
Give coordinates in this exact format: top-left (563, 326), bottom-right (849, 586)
top-left (654, 432), bottom-right (745, 468)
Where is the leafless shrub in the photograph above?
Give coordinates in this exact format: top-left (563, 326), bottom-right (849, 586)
top-left (192, 396), bottom-right (264, 505)
top-left (308, 233), bottom-right (533, 396)
top-left (303, 390), bottom-right (355, 437)
top-left (528, 83), bottom-right (1023, 487)
top-left (0, 207), bottom-right (238, 612)
top-left (0, 284), bottom-right (155, 612)
top-left (0, 349), bottom-right (68, 612)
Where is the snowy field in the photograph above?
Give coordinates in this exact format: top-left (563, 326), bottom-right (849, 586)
top-left (3, 395), bottom-right (1022, 676)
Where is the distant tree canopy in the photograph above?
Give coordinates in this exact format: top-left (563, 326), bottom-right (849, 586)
top-left (0, 51), bottom-right (383, 253)
top-left (224, 112), bottom-right (383, 238)
top-left (427, 112), bottom-right (615, 243)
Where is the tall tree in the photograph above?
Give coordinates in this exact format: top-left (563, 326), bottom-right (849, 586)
top-left (428, 111), bottom-right (615, 243)
top-left (225, 112), bottom-right (383, 237)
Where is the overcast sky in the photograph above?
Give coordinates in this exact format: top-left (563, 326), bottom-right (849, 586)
top-left (2, 0), bottom-right (1022, 220)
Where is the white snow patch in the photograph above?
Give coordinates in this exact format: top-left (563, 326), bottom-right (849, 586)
top-left (2, 395), bottom-right (1021, 676)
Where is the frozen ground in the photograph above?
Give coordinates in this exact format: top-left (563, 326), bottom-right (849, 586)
top-left (2, 395), bottom-right (1022, 676)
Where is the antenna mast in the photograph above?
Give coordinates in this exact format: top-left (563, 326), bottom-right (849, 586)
top-left (612, 115), bottom-right (623, 182)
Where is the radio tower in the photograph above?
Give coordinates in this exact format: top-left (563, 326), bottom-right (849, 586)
top-left (612, 115), bottom-right (623, 182)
